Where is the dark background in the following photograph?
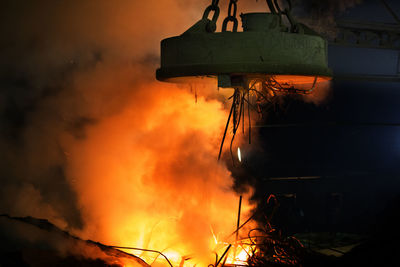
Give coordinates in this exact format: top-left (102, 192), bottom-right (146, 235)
top-left (234, 0), bottom-right (400, 239)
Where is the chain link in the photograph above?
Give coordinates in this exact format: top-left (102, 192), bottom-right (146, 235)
top-left (202, 0), bottom-right (220, 25)
top-left (227, 0), bottom-right (238, 18)
top-left (266, 0), bottom-right (299, 32)
top-left (222, 0), bottom-right (239, 32)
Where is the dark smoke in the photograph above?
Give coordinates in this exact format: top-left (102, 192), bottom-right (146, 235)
top-left (0, 1), bottom-right (254, 264)
top-left (291, 0), bottom-right (363, 35)
top-left (0, 214), bottom-right (147, 266)
top-left (0, 0), bottom-right (199, 230)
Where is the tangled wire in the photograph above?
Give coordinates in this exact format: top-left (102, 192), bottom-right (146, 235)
top-left (246, 194), bottom-right (305, 266)
top-left (218, 76), bottom-right (317, 163)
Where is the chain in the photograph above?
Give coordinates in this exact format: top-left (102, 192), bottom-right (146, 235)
top-left (202, 0), bottom-right (221, 28)
top-left (266, 0), bottom-right (299, 32)
top-left (222, 0), bottom-right (239, 32)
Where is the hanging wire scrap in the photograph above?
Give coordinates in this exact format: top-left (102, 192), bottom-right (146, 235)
top-left (267, 76), bottom-right (318, 95)
top-left (218, 75), bottom-right (318, 162)
top-left (218, 87), bottom-right (250, 162)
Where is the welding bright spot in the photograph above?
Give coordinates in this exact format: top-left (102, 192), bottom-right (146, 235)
top-left (237, 147), bottom-right (242, 162)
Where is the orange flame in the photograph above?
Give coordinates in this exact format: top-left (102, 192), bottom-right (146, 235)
top-left (63, 82), bottom-right (255, 266)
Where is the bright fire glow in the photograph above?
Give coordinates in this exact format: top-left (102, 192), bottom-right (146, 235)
top-left (64, 82), bottom-right (255, 266)
top-left (212, 238), bottom-right (257, 266)
top-left (237, 147), bottom-right (242, 162)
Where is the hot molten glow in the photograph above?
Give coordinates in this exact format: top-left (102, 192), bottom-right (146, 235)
top-left (64, 82), bottom-right (254, 266)
top-left (237, 147), bottom-right (242, 163)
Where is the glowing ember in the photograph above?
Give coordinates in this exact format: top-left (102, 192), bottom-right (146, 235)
top-left (215, 239), bottom-right (257, 266)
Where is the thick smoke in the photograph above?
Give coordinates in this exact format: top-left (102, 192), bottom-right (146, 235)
top-left (292, 0), bottom-right (363, 19)
top-left (291, 0), bottom-right (363, 35)
top-left (0, 215), bottom-right (147, 267)
top-left (0, 0), bottom-right (204, 228)
top-left (239, 0), bottom-right (363, 35)
top-left (0, 0), bottom-right (255, 265)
